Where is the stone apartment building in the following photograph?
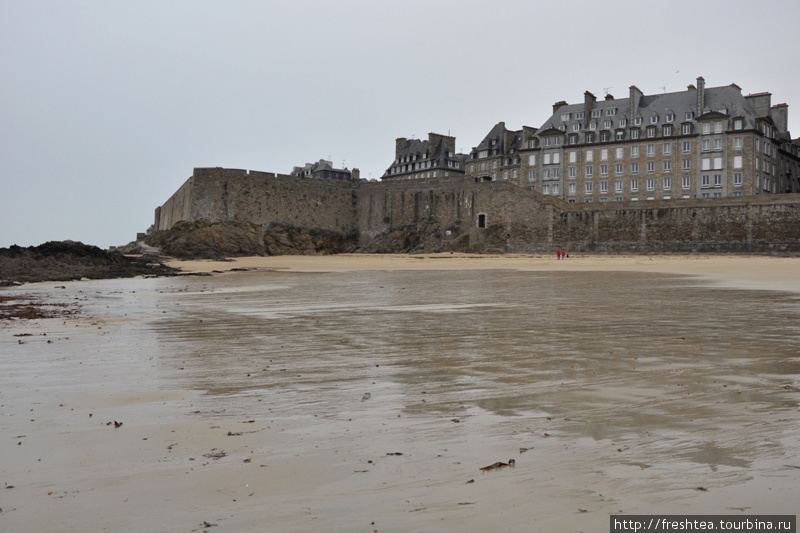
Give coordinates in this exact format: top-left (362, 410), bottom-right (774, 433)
top-left (518, 77), bottom-right (800, 203)
top-left (382, 132), bottom-right (468, 180)
top-left (290, 159), bottom-right (358, 182)
top-left (462, 122), bottom-right (528, 183)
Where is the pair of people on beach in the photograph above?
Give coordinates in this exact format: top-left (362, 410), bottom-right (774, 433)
top-left (556, 248), bottom-right (567, 260)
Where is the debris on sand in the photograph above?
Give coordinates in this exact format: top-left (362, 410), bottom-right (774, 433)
top-left (480, 459), bottom-right (516, 472)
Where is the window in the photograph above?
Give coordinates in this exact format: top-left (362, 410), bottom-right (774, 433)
top-left (600, 164), bottom-right (609, 177)
top-left (543, 169), bottom-right (551, 179)
top-left (685, 112), bottom-right (693, 120)
top-left (528, 154), bottom-right (536, 165)
top-left (702, 139), bottom-right (710, 152)
top-left (631, 129), bottom-right (640, 139)
top-left (616, 147), bottom-right (623, 159)
top-left (619, 118), bottom-right (627, 127)
top-left (647, 144), bottom-right (655, 156)
top-left (663, 143), bottom-right (672, 155)
top-left (568, 183), bottom-right (576, 195)
top-left (682, 159), bottom-right (691, 171)
top-left (663, 160), bottom-right (672, 172)
top-left (616, 130), bottom-right (624, 141)
top-left (682, 141), bottom-right (691, 153)
top-left (512, 169), bottom-right (518, 180)
top-left (663, 177), bottom-right (672, 189)
top-left (714, 174), bottom-right (722, 186)
top-left (702, 192), bottom-right (710, 198)
top-left (702, 175), bottom-right (710, 187)
top-left (586, 133), bottom-right (595, 143)
top-left (502, 170), bottom-right (508, 180)
top-left (631, 162), bottom-right (639, 174)
top-left (600, 180), bottom-right (609, 193)
top-left (576, 112), bottom-right (585, 119)
top-left (713, 156), bottom-right (722, 170)
top-left (702, 123), bottom-right (711, 135)
top-left (714, 139), bottom-right (722, 151)
top-left (631, 146), bottom-right (639, 158)
top-left (646, 161), bottom-right (655, 173)
top-left (604, 120), bottom-right (612, 129)
top-left (585, 166), bottom-right (593, 177)
top-left (650, 115), bottom-right (659, 124)
top-left (600, 131), bottom-right (610, 142)
top-left (552, 168), bottom-right (560, 178)
top-left (569, 166), bottom-right (576, 178)
top-left (714, 121), bottom-right (723, 134)
top-left (553, 152), bottom-right (561, 164)
top-left (585, 150), bottom-right (594, 161)
top-left (528, 169), bottom-right (536, 181)
top-left (615, 163), bottom-right (623, 175)
top-left (585, 182), bottom-right (594, 193)
top-left (702, 158), bottom-right (710, 171)
top-left (601, 149), bottom-right (608, 160)
top-left (615, 180), bottom-right (623, 192)
top-left (682, 123), bottom-right (691, 135)
top-left (646, 178), bottom-right (655, 191)
top-left (606, 108), bottom-right (617, 116)
top-left (553, 184), bottom-right (560, 195)
top-left (666, 113), bottom-right (674, 122)
top-left (663, 125), bottom-right (673, 136)
top-left (592, 109), bottom-right (601, 118)
top-left (631, 179), bottom-right (639, 192)
top-left (734, 136), bottom-right (742, 150)
top-left (543, 153), bottom-right (551, 165)
top-left (585, 198), bottom-right (593, 203)
top-left (561, 112), bottom-right (571, 121)
top-left (733, 173), bottom-right (742, 186)
top-left (569, 151), bottom-right (577, 163)
top-left (734, 119), bottom-right (743, 130)
top-left (492, 160), bottom-right (498, 169)
top-left (647, 127), bottom-right (656, 138)
top-left (682, 176), bottom-right (691, 189)
top-left (572, 124), bottom-right (580, 132)
top-left (543, 184), bottom-right (550, 195)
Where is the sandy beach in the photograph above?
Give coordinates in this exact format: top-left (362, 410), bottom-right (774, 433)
top-left (1, 254), bottom-right (798, 533)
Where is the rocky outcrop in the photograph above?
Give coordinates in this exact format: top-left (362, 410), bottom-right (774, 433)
top-left (145, 220), bottom-right (264, 259)
top-left (145, 220), bottom-right (359, 259)
top-left (262, 223), bottom-right (358, 256)
top-left (0, 241), bottom-right (178, 286)
top-left (360, 219), bottom-right (450, 254)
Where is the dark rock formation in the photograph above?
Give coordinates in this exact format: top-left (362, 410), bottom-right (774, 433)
top-left (145, 220), bottom-right (264, 259)
top-left (262, 223), bottom-right (358, 256)
top-left (145, 220), bottom-right (359, 259)
top-left (0, 241), bottom-right (178, 286)
top-left (360, 219), bottom-right (448, 254)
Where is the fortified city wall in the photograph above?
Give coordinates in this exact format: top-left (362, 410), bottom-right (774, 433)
top-left (152, 168), bottom-right (800, 255)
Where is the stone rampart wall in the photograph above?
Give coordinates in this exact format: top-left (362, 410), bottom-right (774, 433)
top-left (155, 168), bottom-right (800, 254)
top-left (156, 167), bottom-right (357, 234)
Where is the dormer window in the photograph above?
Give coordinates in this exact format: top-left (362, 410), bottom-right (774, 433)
top-left (606, 108), bottom-right (617, 116)
top-left (603, 120), bottom-right (612, 129)
top-left (634, 117), bottom-right (642, 126)
top-left (685, 112), bottom-right (694, 120)
top-left (589, 121), bottom-right (597, 130)
top-left (650, 115), bottom-right (659, 124)
top-left (619, 118), bottom-right (627, 127)
top-left (592, 109), bottom-right (602, 118)
top-left (561, 112), bottom-right (571, 121)
top-left (665, 113), bottom-right (674, 122)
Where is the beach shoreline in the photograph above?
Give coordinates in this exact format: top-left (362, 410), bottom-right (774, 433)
top-left (2, 254), bottom-right (799, 532)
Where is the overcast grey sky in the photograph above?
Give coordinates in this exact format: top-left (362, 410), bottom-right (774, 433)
top-left (3, 0), bottom-right (800, 248)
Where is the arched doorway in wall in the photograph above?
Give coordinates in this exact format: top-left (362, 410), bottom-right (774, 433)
top-left (477, 213), bottom-right (487, 228)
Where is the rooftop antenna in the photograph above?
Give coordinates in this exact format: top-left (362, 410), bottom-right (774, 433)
top-left (603, 87), bottom-right (612, 96)
top-left (660, 86), bottom-right (666, 93)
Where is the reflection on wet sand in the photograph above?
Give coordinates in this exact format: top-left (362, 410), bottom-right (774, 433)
top-left (1, 267), bottom-right (798, 533)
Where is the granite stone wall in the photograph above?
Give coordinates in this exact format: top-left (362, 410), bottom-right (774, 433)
top-left (154, 168), bottom-right (800, 255)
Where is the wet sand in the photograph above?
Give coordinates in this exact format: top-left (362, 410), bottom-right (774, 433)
top-left (1, 255), bottom-right (799, 532)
